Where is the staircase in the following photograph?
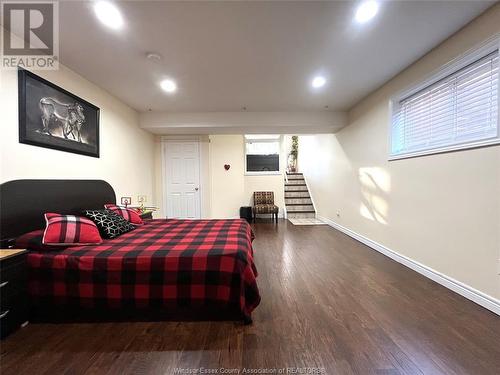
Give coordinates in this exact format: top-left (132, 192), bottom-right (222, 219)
top-left (284, 172), bottom-right (316, 219)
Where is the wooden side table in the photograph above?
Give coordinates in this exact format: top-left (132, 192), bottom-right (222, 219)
top-left (0, 249), bottom-right (29, 339)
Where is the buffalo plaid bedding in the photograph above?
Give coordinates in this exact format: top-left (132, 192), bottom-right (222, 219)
top-left (26, 219), bottom-right (260, 320)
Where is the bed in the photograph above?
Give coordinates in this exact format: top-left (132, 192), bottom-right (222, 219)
top-left (0, 179), bottom-right (260, 323)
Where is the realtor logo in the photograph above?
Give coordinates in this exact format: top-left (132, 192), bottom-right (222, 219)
top-left (1, 0), bottom-right (59, 69)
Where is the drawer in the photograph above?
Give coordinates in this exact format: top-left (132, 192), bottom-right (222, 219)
top-left (1, 259), bottom-right (27, 283)
top-left (0, 298), bottom-right (28, 339)
top-left (1, 288), bottom-right (28, 311)
top-left (1, 280), bottom-right (27, 306)
top-left (0, 264), bottom-right (27, 299)
top-left (0, 254), bottom-right (27, 275)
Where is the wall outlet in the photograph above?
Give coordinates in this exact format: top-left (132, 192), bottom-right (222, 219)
top-left (137, 195), bottom-right (147, 204)
top-left (336, 210), bottom-right (340, 217)
top-left (120, 197), bottom-right (132, 206)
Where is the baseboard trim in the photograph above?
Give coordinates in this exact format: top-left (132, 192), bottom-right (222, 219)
top-left (318, 216), bottom-right (500, 316)
top-left (224, 214), bottom-right (285, 220)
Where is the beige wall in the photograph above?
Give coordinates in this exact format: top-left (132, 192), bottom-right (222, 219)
top-left (299, 5), bottom-right (500, 300)
top-left (209, 135), bottom-right (285, 218)
top-left (155, 134), bottom-right (285, 219)
top-left (209, 135), bottom-right (246, 218)
top-left (0, 36), bottom-right (155, 206)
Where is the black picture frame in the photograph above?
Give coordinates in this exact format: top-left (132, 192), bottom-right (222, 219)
top-left (18, 68), bottom-right (100, 158)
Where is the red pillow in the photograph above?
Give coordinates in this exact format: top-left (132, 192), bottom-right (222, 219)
top-left (104, 204), bottom-right (143, 225)
top-left (43, 213), bottom-right (102, 246)
top-left (15, 230), bottom-right (61, 251)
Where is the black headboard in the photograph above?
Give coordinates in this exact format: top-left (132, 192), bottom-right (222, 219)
top-left (0, 179), bottom-right (116, 241)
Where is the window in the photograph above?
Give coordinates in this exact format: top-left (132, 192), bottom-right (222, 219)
top-left (390, 39), bottom-right (499, 159)
top-left (245, 135), bottom-right (280, 174)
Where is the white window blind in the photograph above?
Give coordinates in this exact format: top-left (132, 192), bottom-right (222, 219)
top-left (391, 48), bottom-right (499, 158)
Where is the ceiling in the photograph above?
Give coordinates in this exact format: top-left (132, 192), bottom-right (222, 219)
top-left (56, 1), bottom-right (493, 113)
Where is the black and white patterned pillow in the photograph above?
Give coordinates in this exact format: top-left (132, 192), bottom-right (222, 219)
top-left (83, 209), bottom-right (135, 239)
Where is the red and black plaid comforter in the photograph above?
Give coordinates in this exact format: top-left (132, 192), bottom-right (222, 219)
top-left (27, 219), bottom-right (260, 319)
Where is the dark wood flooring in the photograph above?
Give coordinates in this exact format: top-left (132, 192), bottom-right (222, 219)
top-left (1, 220), bottom-right (499, 374)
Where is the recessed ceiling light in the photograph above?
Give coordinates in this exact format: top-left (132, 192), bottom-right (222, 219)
top-left (355, 1), bottom-right (379, 24)
top-left (160, 79), bottom-right (177, 93)
top-left (94, 1), bottom-right (124, 30)
top-left (312, 76), bottom-right (326, 88)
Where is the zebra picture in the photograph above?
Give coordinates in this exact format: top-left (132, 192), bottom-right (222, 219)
top-left (39, 97), bottom-right (86, 143)
top-left (18, 68), bottom-right (100, 158)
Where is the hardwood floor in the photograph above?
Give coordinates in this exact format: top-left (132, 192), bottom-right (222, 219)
top-left (1, 220), bottom-right (499, 374)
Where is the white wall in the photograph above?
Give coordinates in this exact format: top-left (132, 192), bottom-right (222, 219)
top-left (0, 34), bottom-right (155, 206)
top-left (299, 5), bottom-right (500, 301)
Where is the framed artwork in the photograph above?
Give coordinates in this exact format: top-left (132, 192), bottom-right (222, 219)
top-left (18, 68), bottom-right (100, 157)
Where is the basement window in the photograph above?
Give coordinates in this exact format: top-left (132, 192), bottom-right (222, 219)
top-left (390, 38), bottom-right (499, 160)
top-left (245, 135), bottom-right (280, 174)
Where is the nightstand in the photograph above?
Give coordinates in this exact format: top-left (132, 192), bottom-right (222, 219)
top-left (139, 211), bottom-right (153, 220)
top-left (0, 249), bottom-right (29, 339)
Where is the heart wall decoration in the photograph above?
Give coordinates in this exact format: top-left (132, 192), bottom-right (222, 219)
top-left (224, 164), bottom-right (230, 171)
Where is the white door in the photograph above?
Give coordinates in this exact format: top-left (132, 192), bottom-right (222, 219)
top-left (164, 141), bottom-right (201, 219)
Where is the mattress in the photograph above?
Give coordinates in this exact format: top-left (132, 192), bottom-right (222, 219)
top-left (25, 219), bottom-right (261, 320)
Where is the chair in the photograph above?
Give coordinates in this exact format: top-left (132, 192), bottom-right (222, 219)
top-left (253, 192), bottom-right (279, 223)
